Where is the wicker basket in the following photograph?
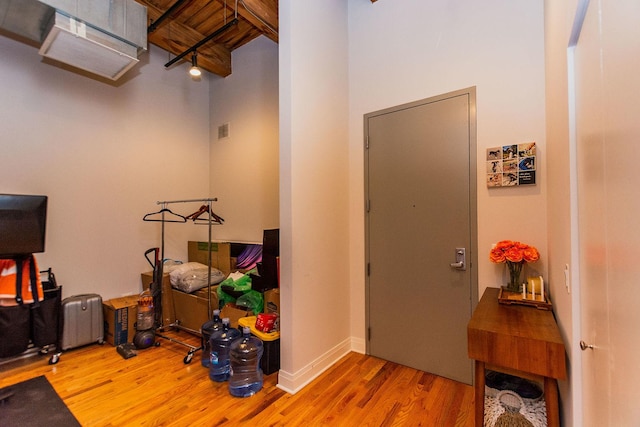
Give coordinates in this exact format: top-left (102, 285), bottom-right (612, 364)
top-left (485, 389), bottom-right (547, 427)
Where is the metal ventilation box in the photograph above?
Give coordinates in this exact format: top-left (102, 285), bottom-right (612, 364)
top-left (37, 0), bottom-right (147, 81)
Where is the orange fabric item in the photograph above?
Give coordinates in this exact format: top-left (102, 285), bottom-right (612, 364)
top-left (0, 257), bottom-right (43, 306)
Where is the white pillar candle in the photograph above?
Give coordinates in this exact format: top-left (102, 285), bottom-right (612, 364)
top-left (540, 276), bottom-right (545, 301)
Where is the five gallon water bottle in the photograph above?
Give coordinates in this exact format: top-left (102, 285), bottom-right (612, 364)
top-left (200, 309), bottom-right (223, 367)
top-left (228, 326), bottom-right (264, 397)
top-left (209, 318), bottom-right (241, 382)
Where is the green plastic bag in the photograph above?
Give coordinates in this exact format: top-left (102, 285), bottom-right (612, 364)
top-left (232, 274), bottom-right (252, 292)
top-left (216, 271), bottom-right (257, 307)
top-left (217, 284), bottom-right (236, 307)
top-left (235, 290), bottom-right (263, 314)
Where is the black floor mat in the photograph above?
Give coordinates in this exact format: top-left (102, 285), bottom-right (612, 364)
top-left (0, 375), bottom-right (81, 427)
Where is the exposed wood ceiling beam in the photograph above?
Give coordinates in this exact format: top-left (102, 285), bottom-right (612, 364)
top-left (233, 0), bottom-right (278, 43)
top-left (147, 0), bottom-right (190, 33)
top-left (139, 0), bottom-right (233, 76)
top-left (134, 0), bottom-right (278, 77)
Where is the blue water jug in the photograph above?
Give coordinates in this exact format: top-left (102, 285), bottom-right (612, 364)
top-left (209, 318), bottom-right (241, 382)
top-left (228, 326), bottom-right (264, 397)
top-left (201, 309), bottom-right (222, 368)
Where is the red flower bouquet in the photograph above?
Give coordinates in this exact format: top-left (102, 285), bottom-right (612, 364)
top-left (489, 240), bottom-right (539, 292)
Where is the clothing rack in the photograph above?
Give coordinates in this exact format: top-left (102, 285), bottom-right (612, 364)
top-left (144, 197), bottom-right (221, 364)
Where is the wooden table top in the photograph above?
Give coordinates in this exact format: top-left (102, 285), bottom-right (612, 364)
top-left (468, 287), bottom-right (567, 379)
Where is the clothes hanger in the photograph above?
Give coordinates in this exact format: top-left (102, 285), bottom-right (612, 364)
top-left (185, 204), bottom-right (209, 220)
top-left (199, 210), bottom-right (224, 224)
top-left (143, 207), bottom-right (187, 223)
top-left (193, 210), bottom-right (225, 224)
top-left (186, 204), bottom-right (224, 224)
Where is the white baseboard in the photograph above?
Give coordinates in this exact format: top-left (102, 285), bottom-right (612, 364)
top-left (350, 336), bottom-right (366, 354)
top-left (276, 336), bottom-right (360, 394)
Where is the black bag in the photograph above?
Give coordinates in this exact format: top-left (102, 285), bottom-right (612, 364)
top-left (0, 304), bottom-right (31, 358)
top-left (0, 256), bottom-right (38, 358)
top-left (31, 268), bottom-right (61, 348)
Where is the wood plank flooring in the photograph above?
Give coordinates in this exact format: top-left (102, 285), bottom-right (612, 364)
top-left (0, 331), bottom-right (475, 426)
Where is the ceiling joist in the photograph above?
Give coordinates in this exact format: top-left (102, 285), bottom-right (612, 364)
top-left (234, 0), bottom-right (278, 43)
top-left (135, 0), bottom-right (278, 77)
top-left (147, 0), bottom-right (190, 33)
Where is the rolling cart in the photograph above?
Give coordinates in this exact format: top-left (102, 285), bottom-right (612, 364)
top-left (0, 262), bottom-right (62, 365)
top-left (142, 197), bottom-right (223, 363)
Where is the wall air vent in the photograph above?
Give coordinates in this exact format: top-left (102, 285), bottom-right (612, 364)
top-left (218, 122), bottom-right (230, 140)
top-left (39, 12), bottom-right (139, 81)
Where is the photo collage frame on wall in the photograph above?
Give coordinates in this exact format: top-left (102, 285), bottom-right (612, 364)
top-left (486, 142), bottom-right (536, 187)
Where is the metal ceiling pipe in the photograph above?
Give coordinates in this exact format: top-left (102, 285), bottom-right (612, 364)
top-left (164, 18), bottom-right (238, 69)
top-left (148, 0), bottom-right (189, 34)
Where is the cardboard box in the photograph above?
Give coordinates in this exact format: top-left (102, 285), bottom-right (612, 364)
top-left (263, 288), bottom-right (280, 314)
top-left (141, 271), bottom-right (174, 326)
top-left (220, 303), bottom-right (253, 329)
top-left (171, 286), bottom-right (219, 334)
top-left (103, 296), bottom-right (139, 346)
top-left (188, 241), bottom-right (234, 276)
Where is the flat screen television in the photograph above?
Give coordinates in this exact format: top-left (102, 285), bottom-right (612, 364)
top-left (0, 194), bottom-right (48, 258)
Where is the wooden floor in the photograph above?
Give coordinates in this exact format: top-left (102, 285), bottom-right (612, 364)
top-left (0, 331), bottom-right (475, 426)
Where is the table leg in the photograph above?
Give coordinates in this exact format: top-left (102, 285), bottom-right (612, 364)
top-left (474, 360), bottom-right (485, 427)
top-left (544, 377), bottom-right (560, 427)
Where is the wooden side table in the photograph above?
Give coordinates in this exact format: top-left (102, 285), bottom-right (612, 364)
top-left (468, 287), bottom-right (566, 427)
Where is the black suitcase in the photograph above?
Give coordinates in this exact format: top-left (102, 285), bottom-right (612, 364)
top-left (61, 294), bottom-right (104, 350)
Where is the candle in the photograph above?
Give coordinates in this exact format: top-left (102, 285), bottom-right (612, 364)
top-left (540, 276), bottom-right (545, 302)
top-left (522, 283), bottom-right (526, 299)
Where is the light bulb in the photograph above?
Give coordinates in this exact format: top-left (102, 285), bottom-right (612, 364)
top-left (189, 52), bottom-right (201, 78)
top-left (189, 66), bottom-right (201, 77)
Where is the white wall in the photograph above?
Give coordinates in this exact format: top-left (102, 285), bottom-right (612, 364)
top-left (562, 0), bottom-right (640, 425)
top-left (591, 3), bottom-right (640, 423)
top-left (278, 0), bottom-right (351, 392)
top-left (0, 38), bottom-right (212, 300)
top-left (209, 37), bottom-right (279, 243)
top-left (544, 1), bottom-right (579, 425)
top-left (347, 0), bottom-right (547, 349)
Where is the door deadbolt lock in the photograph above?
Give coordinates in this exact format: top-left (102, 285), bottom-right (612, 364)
top-left (450, 248), bottom-right (466, 271)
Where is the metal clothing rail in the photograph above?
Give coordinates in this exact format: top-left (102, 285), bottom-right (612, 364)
top-left (145, 197), bottom-right (221, 363)
top-left (156, 198), bottom-right (218, 204)
top-left (154, 198), bottom-right (219, 263)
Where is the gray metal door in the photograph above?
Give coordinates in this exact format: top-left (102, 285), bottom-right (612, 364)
top-left (365, 88), bottom-right (477, 385)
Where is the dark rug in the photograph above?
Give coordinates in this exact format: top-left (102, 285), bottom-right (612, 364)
top-left (0, 375), bottom-right (81, 427)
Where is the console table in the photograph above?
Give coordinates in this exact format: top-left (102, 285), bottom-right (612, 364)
top-left (467, 287), bottom-right (566, 427)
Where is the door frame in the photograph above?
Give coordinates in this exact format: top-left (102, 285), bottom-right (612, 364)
top-left (363, 87), bottom-right (479, 359)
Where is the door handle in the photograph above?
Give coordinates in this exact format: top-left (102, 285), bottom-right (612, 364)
top-left (580, 340), bottom-right (594, 351)
top-left (450, 248), bottom-right (466, 271)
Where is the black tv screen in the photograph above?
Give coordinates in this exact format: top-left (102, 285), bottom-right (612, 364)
top-left (0, 194), bottom-right (48, 258)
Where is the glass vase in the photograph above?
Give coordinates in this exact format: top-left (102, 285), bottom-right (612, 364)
top-left (506, 261), bottom-right (524, 292)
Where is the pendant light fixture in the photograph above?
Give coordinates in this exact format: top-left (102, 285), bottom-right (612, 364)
top-left (189, 51), bottom-right (202, 78)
